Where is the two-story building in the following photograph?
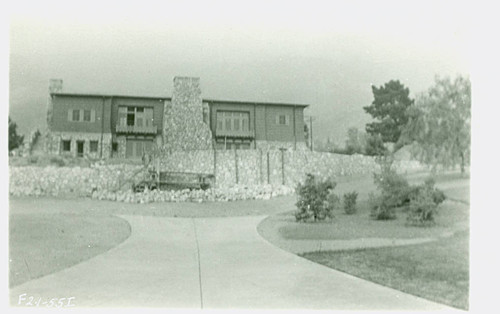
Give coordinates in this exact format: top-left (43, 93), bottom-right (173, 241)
top-left (45, 77), bottom-right (309, 159)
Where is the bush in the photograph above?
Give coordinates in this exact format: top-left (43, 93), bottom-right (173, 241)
top-left (295, 174), bottom-right (337, 222)
top-left (373, 163), bottom-right (410, 208)
top-left (369, 193), bottom-right (397, 220)
top-left (370, 159), bottom-right (410, 220)
top-left (406, 178), bottom-right (446, 226)
top-left (343, 191), bottom-right (358, 214)
top-left (326, 190), bottom-right (341, 212)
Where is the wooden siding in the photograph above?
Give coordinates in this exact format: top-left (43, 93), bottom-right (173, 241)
top-left (208, 102), bottom-right (306, 143)
top-left (51, 95), bottom-right (110, 133)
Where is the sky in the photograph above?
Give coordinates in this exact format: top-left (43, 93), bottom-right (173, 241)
top-left (8, 0), bottom-right (470, 145)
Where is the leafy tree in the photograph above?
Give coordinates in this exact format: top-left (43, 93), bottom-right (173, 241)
top-left (400, 75), bottom-right (471, 173)
top-left (9, 117), bottom-right (24, 152)
top-left (364, 80), bottom-right (414, 144)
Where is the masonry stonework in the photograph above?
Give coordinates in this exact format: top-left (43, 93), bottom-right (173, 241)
top-left (162, 77), bottom-right (213, 151)
top-left (255, 140), bottom-right (308, 152)
top-left (46, 132), bottom-right (112, 159)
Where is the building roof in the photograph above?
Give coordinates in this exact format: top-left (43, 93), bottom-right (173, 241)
top-left (51, 92), bottom-right (309, 108)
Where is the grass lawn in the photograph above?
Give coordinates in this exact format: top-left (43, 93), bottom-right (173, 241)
top-left (9, 212), bottom-right (131, 287)
top-left (276, 171), bottom-right (469, 241)
top-left (258, 170), bottom-right (470, 310)
top-left (278, 199), bottom-right (469, 240)
top-left (301, 230), bottom-right (469, 310)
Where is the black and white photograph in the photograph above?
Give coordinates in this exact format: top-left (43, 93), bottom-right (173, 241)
top-left (6, 0), bottom-right (480, 311)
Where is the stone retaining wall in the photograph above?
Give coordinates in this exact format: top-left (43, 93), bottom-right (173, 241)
top-left (154, 149), bottom-right (426, 188)
top-left (9, 164), bottom-right (142, 197)
top-left (9, 150), bottom-right (426, 198)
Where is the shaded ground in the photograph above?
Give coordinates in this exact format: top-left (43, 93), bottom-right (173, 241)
top-left (301, 230), bottom-right (469, 310)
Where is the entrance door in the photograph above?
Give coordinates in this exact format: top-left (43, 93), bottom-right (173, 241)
top-left (76, 141), bottom-right (84, 157)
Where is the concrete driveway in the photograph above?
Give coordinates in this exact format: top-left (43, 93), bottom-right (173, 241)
top-left (10, 215), bottom-right (452, 310)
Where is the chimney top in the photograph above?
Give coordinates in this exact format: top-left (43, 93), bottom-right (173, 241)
top-left (49, 79), bottom-right (63, 93)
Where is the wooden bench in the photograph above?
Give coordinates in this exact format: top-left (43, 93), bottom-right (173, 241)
top-left (132, 170), bottom-right (214, 192)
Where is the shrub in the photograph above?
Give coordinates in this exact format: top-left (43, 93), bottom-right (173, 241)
top-left (373, 163), bottom-right (410, 208)
top-left (370, 159), bottom-right (409, 220)
top-left (343, 191), bottom-right (358, 214)
top-left (369, 193), bottom-right (397, 220)
top-left (406, 178), bottom-right (446, 226)
top-left (295, 174), bottom-right (337, 222)
top-left (325, 190), bottom-right (341, 212)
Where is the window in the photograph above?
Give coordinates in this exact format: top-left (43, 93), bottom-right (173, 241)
top-left (62, 140), bottom-right (71, 152)
top-left (216, 111), bottom-right (250, 132)
top-left (277, 114), bottom-right (290, 125)
top-left (90, 140), bottom-right (98, 153)
top-left (72, 109), bottom-right (80, 121)
top-left (83, 110), bottom-right (91, 122)
top-left (127, 112), bottom-right (135, 126)
top-left (112, 142), bottom-right (118, 152)
top-left (119, 106), bottom-right (152, 127)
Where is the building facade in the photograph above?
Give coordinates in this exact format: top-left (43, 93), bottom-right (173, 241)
top-left (46, 77), bottom-right (309, 159)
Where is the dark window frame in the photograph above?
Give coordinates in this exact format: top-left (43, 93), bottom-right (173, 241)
top-left (62, 140), bottom-right (71, 152)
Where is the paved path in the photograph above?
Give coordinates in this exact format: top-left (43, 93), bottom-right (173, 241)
top-left (10, 215), bottom-right (453, 310)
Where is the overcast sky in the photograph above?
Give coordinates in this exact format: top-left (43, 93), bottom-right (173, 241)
top-left (8, 1), bottom-right (470, 144)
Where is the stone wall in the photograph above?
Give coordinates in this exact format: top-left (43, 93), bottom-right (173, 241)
top-left (255, 140), bottom-right (309, 152)
top-left (153, 149), bottom-right (426, 189)
top-left (9, 164), bottom-right (143, 197)
top-left (162, 77), bottom-right (213, 151)
top-left (10, 149), bottom-right (426, 198)
top-left (46, 132), bottom-right (112, 159)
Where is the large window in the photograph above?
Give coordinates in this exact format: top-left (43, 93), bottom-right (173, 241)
top-left (118, 106), bottom-right (154, 127)
top-left (216, 111), bottom-right (250, 132)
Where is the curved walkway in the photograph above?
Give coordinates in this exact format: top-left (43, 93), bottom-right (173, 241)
top-left (10, 215), bottom-right (452, 310)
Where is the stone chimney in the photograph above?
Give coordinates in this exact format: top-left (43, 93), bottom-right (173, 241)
top-left (163, 77), bottom-right (213, 151)
top-left (47, 79), bottom-right (63, 131)
top-left (49, 79), bottom-right (63, 93)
